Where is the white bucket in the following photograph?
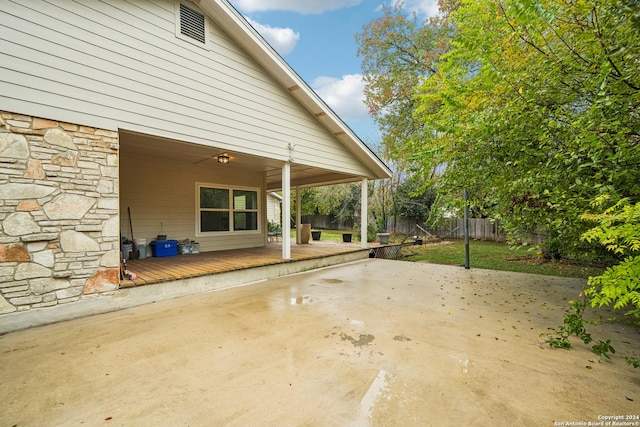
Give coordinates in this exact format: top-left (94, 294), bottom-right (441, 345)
top-left (134, 238), bottom-right (148, 259)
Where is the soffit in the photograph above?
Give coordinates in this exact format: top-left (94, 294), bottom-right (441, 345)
top-left (120, 131), bottom-right (360, 191)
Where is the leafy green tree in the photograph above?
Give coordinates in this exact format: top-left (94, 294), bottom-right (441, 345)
top-left (395, 178), bottom-right (437, 222)
top-left (413, 0), bottom-right (640, 258)
top-left (356, 2), bottom-right (454, 169)
top-left (581, 196), bottom-right (640, 318)
top-left (299, 183), bottom-right (362, 225)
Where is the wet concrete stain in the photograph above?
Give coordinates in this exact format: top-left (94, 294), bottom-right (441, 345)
top-left (340, 332), bottom-right (375, 347)
top-left (290, 296), bottom-right (312, 305)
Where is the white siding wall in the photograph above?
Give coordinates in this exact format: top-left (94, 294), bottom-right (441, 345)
top-left (120, 147), bottom-right (266, 252)
top-left (0, 0), bottom-right (371, 176)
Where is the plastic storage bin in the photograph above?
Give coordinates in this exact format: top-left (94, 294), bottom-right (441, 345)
top-left (134, 238), bottom-right (147, 259)
top-left (150, 240), bottom-right (178, 257)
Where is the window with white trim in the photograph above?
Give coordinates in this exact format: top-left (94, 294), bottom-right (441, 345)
top-left (197, 184), bottom-right (260, 234)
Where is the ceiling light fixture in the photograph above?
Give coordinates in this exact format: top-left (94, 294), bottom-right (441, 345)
top-left (217, 154), bottom-right (230, 164)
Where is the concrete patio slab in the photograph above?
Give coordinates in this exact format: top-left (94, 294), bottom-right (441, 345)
top-left (1, 259), bottom-right (638, 426)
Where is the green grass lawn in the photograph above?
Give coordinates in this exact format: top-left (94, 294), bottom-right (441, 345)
top-left (401, 240), bottom-right (604, 279)
top-left (292, 230), bottom-right (602, 279)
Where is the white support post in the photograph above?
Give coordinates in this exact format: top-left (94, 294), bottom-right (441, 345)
top-left (295, 187), bottom-right (302, 244)
top-left (282, 162), bottom-right (291, 260)
top-left (361, 178), bottom-right (368, 249)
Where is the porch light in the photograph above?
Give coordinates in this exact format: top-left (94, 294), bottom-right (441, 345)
top-left (217, 154), bottom-right (230, 164)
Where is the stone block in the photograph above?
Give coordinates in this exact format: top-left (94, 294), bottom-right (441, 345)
top-left (21, 233), bottom-right (58, 242)
top-left (95, 129), bottom-right (118, 138)
top-left (56, 286), bottom-right (82, 299)
top-left (27, 241), bottom-right (48, 252)
top-left (76, 225), bottom-right (102, 232)
top-left (0, 183), bottom-right (56, 200)
top-left (32, 249), bottom-right (55, 268)
top-left (100, 165), bottom-right (118, 178)
top-left (0, 267), bottom-right (15, 277)
top-left (77, 160), bottom-right (98, 169)
top-left (0, 166), bottom-right (24, 176)
top-left (6, 119), bottom-right (30, 128)
top-left (100, 250), bottom-right (120, 268)
top-left (60, 230), bottom-right (100, 252)
top-left (10, 294), bottom-right (43, 305)
top-left (68, 262), bottom-right (83, 270)
top-left (44, 128), bottom-right (76, 150)
top-left (0, 283), bottom-right (29, 293)
top-left (32, 118), bottom-right (58, 129)
top-left (44, 193), bottom-right (95, 220)
top-left (97, 179), bottom-right (113, 194)
top-left (0, 133), bottom-right (29, 159)
top-left (0, 243), bottom-right (31, 262)
top-left (83, 269), bottom-right (119, 294)
top-left (51, 151), bottom-right (77, 167)
top-left (78, 126), bottom-right (95, 134)
top-left (53, 271), bottom-right (73, 279)
top-left (4, 289), bottom-right (31, 298)
top-left (33, 301), bottom-right (58, 308)
top-left (97, 198), bottom-right (118, 210)
top-left (24, 158), bottom-right (45, 179)
top-left (15, 262), bottom-right (51, 280)
top-left (3, 212), bottom-right (40, 236)
top-left (30, 277), bottom-right (70, 295)
top-left (106, 154), bottom-right (118, 167)
top-left (0, 295), bottom-right (17, 314)
top-left (17, 200), bottom-right (41, 211)
top-left (59, 122), bottom-right (78, 132)
top-left (42, 292), bottom-right (57, 303)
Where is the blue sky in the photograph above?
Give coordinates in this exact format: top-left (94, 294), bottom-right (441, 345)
top-left (227, 0), bottom-right (440, 147)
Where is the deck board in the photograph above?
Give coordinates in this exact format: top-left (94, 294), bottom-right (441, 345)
top-left (122, 241), bottom-right (367, 287)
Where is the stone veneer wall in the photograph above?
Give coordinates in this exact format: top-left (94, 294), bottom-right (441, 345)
top-left (0, 111), bottom-right (120, 314)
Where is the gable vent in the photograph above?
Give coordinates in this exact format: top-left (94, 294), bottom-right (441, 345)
top-left (180, 3), bottom-right (206, 44)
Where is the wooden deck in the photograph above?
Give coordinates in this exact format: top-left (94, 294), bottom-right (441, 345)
top-left (121, 240), bottom-right (368, 287)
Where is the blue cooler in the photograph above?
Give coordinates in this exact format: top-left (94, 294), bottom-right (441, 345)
top-left (150, 240), bottom-right (178, 257)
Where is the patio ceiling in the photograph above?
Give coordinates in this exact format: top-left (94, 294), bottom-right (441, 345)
top-left (119, 130), bottom-right (365, 191)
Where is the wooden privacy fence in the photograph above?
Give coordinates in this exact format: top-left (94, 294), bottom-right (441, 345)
top-left (434, 218), bottom-right (505, 242)
top-left (386, 217), bottom-right (506, 242)
top-left (300, 214), bottom-right (506, 242)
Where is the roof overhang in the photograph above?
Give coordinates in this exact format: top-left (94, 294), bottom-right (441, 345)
top-left (196, 0), bottom-right (392, 182)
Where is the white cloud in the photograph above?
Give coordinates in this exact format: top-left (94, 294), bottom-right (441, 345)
top-left (390, 0), bottom-right (440, 18)
top-left (246, 18), bottom-right (299, 55)
top-left (232, 0), bottom-right (362, 14)
top-left (311, 74), bottom-right (369, 120)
